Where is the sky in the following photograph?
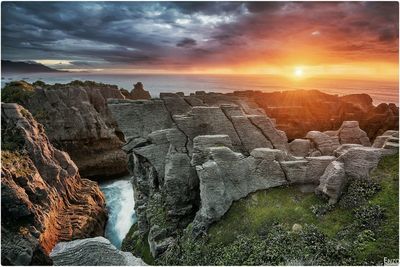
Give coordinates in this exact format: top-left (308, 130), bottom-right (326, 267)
top-left (1, 1), bottom-right (399, 81)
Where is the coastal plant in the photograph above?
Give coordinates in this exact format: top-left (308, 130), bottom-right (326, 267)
top-left (339, 179), bottom-right (381, 209)
top-left (1, 81), bottom-right (34, 105)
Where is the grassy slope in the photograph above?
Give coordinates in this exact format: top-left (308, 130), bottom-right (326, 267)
top-left (159, 153), bottom-right (399, 265)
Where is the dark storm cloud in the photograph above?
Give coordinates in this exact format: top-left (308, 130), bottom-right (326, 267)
top-left (176, 38), bottom-right (197, 48)
top-left (1, 1), bottom-right (398, 70)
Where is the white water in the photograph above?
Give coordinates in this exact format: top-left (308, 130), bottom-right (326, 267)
top-left (99, 176), bottom-right (137, 248)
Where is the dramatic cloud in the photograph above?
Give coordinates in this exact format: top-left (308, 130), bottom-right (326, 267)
top-left (1, 1), bottom-right (398, 75)
top-left (176, 38), bottom-right (197, 48)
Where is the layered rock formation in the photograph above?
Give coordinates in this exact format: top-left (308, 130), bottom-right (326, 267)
top-left (121, 82), bottom-right (151, 100)
top-left (232, 90), bottom-right (399, 141)
top-left (50, 237), bottom-right (146, 266)
top-left (289, 121), bottom-right (370, 157)
top-left (108, 90), bottom-right (397, 259)
top-left (1, 103), bottom-right (107, 265)
top-left (1, 80), bottom-right (128, 179)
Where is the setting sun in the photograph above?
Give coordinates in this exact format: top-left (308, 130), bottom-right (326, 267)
top-left (294, 67), bottom-right (304, 78)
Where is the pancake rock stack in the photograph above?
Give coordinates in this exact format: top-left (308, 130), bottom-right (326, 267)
top-left (121, 82), bottom-right (152, 100)
top-left (2, 81), bottom-right (129, 179)
top-left (108, 90), bottom-right (398, 258)
top-left (1, 103), bottom-right (107, 265)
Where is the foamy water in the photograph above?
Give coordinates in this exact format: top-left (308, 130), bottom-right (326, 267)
top-left (1, 72), bottom-right (398, 104)
top-left (99, 177), bottom-right (136, 248)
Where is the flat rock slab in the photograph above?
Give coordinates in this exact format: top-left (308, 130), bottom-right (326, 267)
top-left (50, 237), bottom-right (146, 266)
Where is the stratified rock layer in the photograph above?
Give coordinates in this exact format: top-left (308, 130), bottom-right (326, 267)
top-left (232, 90), bottom-right (398, 141)
top-left (108, 90), bottom-right (394, 258)
top-left (50, 237), bottom-right (146, 266)
top-left (107, 88), bottom-right (397, 259)
top-left (1, 80), bottom-right (128, 179)
top-left (1, 103), bottom-right (107, 265)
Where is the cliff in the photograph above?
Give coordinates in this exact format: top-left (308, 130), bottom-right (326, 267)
top-left (1, 103), bottom-right (107, 265)
top-left (108, 91), bottom-right (398, 260)
top-left (1, 80), bottom-right (129, 179)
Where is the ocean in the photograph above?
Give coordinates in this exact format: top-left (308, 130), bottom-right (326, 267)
top-left (1, 72), bottom-right (398, 105)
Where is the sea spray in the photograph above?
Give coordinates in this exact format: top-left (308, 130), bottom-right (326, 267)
top-left (100, 176), bottom-right (137, 248)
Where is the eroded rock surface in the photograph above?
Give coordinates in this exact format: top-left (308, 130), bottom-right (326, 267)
top-left (2, 80), bottom-right (128, 179)
top-left (107, 91), bottom-right (394, 258)
top-left (1, 103), bottom-right (107, 265)
top-left (123, 82), bottom-right (151, 100)
top-left (50, 237), bottom-right (145, 266)
top-left (231, 90), bottom-right (398, 141)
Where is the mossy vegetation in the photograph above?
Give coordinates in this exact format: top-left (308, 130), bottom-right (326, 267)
top-left (1, 151), bottom-right (35, 178)
top-left (158, 153), bottom-right (399, 265)
top-left (1, 81), bottom-right (34, 105)
top-left (121, 224), bottom-right (155, 265)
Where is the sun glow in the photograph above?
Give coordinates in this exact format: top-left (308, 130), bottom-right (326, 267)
top-left (293, 67), bottom-right (304, 78)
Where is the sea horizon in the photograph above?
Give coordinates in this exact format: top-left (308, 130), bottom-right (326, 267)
top-left (2, 72), bottom-right (398, 105)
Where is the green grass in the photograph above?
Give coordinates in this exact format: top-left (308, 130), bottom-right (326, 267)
top-left (353, 153), bottom-right (399, 263)
top-left (208, 183), bottom-right (354, 245)
top-left (160, 153), bottom-right (399, 265)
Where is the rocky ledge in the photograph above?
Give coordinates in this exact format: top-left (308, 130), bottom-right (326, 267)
top-left (50, 237), bottom-right (146, 266)
top-left (1, 80), bottom-right (131, 179)
top-left (1, 103), bottom-right (107, 265)
top-left (107, 92), bottom-right (398, 259)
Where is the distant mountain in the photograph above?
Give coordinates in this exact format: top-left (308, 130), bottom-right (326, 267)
top-left (1, 60), bottom-right (64, 74)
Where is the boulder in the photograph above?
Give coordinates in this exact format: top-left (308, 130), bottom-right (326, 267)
top-left (334, 144), bottom-right (363, 157)
top-left (337, 121), bottom-right (370, 146)
top-left (316, 161), bottom-right (346, 204)
top-left (337, 147), bottom-right (383, 180)
top-left (289, 139), bottom-right (311, 157)
top-left (305, 131), bottom-right (335, 155)
top-left (50, 237), bottom-right (145, 266)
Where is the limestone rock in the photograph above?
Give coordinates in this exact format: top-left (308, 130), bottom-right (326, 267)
top-left (247, 115), bottom-right (289, 151)
top-left (372, 130), bottom-right (399, 148)
top-left (1, 103), bottom-right (107, 265)
top-left (128, 82), bottom-right (151, 100)
top-left (173, 106), bottom-right (242, 152)
top-left (289, 139), bottom-right (311, 157)
top-left (191, 135), bottom-right (233, 165)
top-left (316, 161), bottom-right (346, 204)
top-left (50, 237), bottom-right (145, 266)
top-left (334, 144), bottom-right (364, 157)
top-left (337, 121), bottom-right (371, 146)
top-left (193, 146), bottom-right (287, 233)
top-left (337, 147), bottom-right (383, 180)
top-left (305, 131), bottom-right (335, 155)
top-left (317, 146), bottom-right (384, 203)
top-left (108, 99), bottom-right (174, 141)
top-left (1, 80), bottom-right (128, 179)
